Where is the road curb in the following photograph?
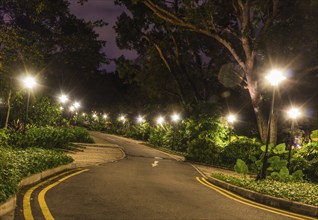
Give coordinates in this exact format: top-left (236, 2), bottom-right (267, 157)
top-left (206, 176), bottom-right (318, 218)
top-left (0, 163), bottom-right (77, 218)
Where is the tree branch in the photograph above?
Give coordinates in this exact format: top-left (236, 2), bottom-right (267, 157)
top-left (143, 0), bottom-right (247, 71)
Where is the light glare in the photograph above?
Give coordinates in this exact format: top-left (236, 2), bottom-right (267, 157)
top-left (59, 94), bottom-right (68, 104)
top-left (227, 114), bottom-right (237, 124)
top-left (156, 116), bottom-right (165, 125)
top-left (287, 107), bottom-right (301, 120)
top-left (265, 69), bottom-right (286, 86)
top-left (137, 115), bottom-right (145, 123)
top-left (171, 113), bottom-right (181, 122)
top-left (22, 76), bottom-right (37, 89)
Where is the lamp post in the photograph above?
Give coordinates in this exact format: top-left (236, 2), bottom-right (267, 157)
top-left (136, 115), bottom-right (145, 124)
top-left (59, 94), bottom-right (69, 104)
top-left (171, 113), bottom-right (181, 123)
top-left (261, 69), bottom-right (286, 179)
top-left (287, 107), bottom-right (301, 170)
top-left (226, 114), bottom-right (237, 142)
top-left (21, 76), bottom-right (37, 125)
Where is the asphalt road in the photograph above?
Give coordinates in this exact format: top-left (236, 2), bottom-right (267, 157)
top-left (15, 131), bottom-right (296, 220)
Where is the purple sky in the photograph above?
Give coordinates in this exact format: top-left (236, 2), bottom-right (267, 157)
top-left (69, 0), bottom-right (137, 72)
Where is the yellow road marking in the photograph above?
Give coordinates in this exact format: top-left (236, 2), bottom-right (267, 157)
top-left (196, 177), bottom-right (316, 220)
top-left (38, 169), bottom-right (89, 220)
top-left (23, 170), bottom-right (75, 220)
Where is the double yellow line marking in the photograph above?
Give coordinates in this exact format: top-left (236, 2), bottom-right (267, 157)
top-left (196, 177), bottom-right (316, 220)
top-left (23, 169), bottom-right (88, 220)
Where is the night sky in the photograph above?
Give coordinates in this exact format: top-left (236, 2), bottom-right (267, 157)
top-left (69, 0), bottom-right (137, 72)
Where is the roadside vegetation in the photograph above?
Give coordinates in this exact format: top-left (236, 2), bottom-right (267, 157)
top-left (0, 97), bottom-right (93, 204)
top-left (210, 173), bottom-right (318, 206)
top-left (78, 107), bottom-right (318, 207)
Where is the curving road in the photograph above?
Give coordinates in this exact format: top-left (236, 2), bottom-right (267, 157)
top-left (14, 131), bottom-right (300, 220)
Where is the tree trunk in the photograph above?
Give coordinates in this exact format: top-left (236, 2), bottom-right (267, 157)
top-left (246, 67), bottom-right (278, 144)
top-left (4, 89), bottom-right (12, 129)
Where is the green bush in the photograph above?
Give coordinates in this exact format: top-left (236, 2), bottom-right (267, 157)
top-left (0, 146), bottom-right (73, 203)
top-left (220, 136), bottom-right (262, 168)
top-left (292, 141), bottom-right (318, 181)
top-left (184, 115), bottom-right (229, 165)
top-left (129, 123), bottom-right (151, 141)
top-left (211, 173), bottom-right (317, 206)
top-left (0, 129), bottom-right (10, 147)
top-left (148, 126), bottom-right (167, 147)
top-left (8, 126), bottom-right (93, 149)
top-left (28, 97), bottom-right (63, 127)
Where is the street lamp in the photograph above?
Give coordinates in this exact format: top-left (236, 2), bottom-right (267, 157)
top-left (21, 75), bottom-right (37, 125)
top-left (261, 69), bottom-right (286, 179)
top-left (226, 114), bottom-right (237, 124)
top-left (287, 107), bottom-right (301, 170)
top-left (119, 115), bottom-right (126, 123)
top-left (73, 101), bottom-right (80, 110)
top-left (156, 116), bottom-right (165, 125)
top-left (59, 94), bottom-right (69, 104)
top-left (171, 113), bottom-right (181, 123)
top-left (136, 115), bottom-right (145, 124)
top-left (226, 113), bottom-right (237, 142)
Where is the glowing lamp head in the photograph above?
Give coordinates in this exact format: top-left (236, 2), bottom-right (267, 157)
top-left (59, 95), bottom-right (68, 104)
top-left (137, 115), bottom-right (145, 124)
top-left (103, 114), bottom-right (108, 119)
top-left (287, 107), bottom-right (301, 120)
top-left (171, 113), bottom-right (181, 122)
top-left (69, 106), bottom-right (75, 112)
top-left (92, 113), bottom-right (97, 118)
top-left (22, 76), bottom-right (37, 89)
top-left (265, 69), bottom-right (286, 86)
top-left (119, 115), bottom-right (126, 123)
top-left (227, 114), bottom-right (237, 124)
top-left (82, 113), bottom-right (86, 116)
top-left (73, 102), bottom-right (80, 109)
top-left (156, 116), bottom-right (165, 125)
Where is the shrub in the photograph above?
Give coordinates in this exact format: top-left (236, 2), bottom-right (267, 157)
top-left (0, 146), bottom-right (73, 203)
top-left (184, 115), bottom-right (229, 165)
top-left (220, 136), bottom-right (262, 168)
top-left (7, 126), bottom-right (93, 149)
top-left (148, 126), bottom-right (167, 147)
top-left (0, 129), bottom-right (10, 147)
top-left (292, 141), bottom-right (318, 181)
top-left (28, 97), bottom-right (63, 127)
top-left (211, 173), bottom-right (317, 206)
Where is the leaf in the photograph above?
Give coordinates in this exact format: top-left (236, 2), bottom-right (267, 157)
top-left (273, 143), bottom-right (287, 154)
top-left (234, 159), bottom-right (248, 175)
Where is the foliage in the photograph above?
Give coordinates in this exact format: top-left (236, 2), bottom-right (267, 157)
top-left (28, 97), bottom-right (63, 127)
top-left (211, 173), bottom-right (318, 206)
top-left (310, 130), bottom-right (318, 142)
top-left (129, 122), bottom-right (151, 141)
top-left (0, 129), bottom-right (10, 147)
top-left (148, 125), bottom-right (168, 148)
top-left (220, 136), bottom-right (262, 168)
top-left (234, 159), bottom-right (248, 177)
top-left (7, 126), bottom-right (93, 149)
top-left (184, 114), bottom-right (230, 165)
top-left (0, 146), bottom-right (73, 203)
top-left (291, 142), bottom-right (318, 181)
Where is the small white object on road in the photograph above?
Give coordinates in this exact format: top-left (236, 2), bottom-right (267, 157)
top-left (152, 161), bottom-right (159, 167)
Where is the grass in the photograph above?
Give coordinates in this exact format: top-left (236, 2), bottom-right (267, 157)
top-left (211, 173), bottom-right (318, 206)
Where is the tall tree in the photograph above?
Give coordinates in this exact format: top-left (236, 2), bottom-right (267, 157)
top-left (134, 0), bottom-right (317, 143)
top-left (115, 0), bottom-right (226, 110)
top-left (0, 0), bottom-right (107, 126)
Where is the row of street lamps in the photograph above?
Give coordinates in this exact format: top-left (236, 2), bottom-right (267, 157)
top-left (20, 70), bottom-right (304, 180)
